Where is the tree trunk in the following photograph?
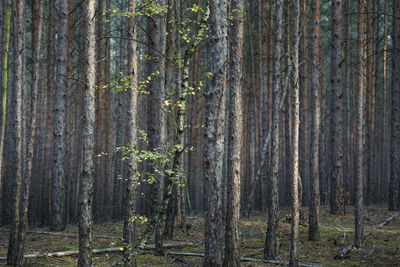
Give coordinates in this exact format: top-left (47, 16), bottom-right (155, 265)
top-left (224, 1), bottom-right (244, 266)
top-left (355, 0), bottom-right (367, 248)
top-left (42, 0), bottom-right (55, 226)
top-left (144, 0), bottom-right (167, 253)
top-left (0, 0), bottom-right (11, 221)
top-left (308, 0), bottom-right (321, 242)
top-left (78, 0), bottom-right (96, 266)
top-left (382, 0), bottom-right (389, 205)
top-left (7, 0), bottom-right (25, 264)
top-left (330, 0), bottom-right (346, 215)
top-left (299, 0), bottom-right (309, 208)
top-left (123, 0), bottom-right (138, 257)
top-left (389, 0), bottom-right (400, 211)
top-left (289, 0), bottom-right (300, 265)
top-left (204, 0), bottom-right (228, 265)
top-left (51, 0), bottom-right (69, 231)
top-left (264, 0), bottom-right (283, 260)
top-left (14, 0), bottom-right (44, 261)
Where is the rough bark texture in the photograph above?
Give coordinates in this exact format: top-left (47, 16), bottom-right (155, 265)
top-left (7, 0), bottom-right (25, 264)
top-left (355, 0), bottom-right (367, 248)
top-left (42, 0), bottom-right (55, 226)
top-left (289, 0), bottom-right (300, 265)
top-left (144, 0), bottom-right (167, 252)
top-left (123, 0), bottom-right (138, 256)
top-left (330, 0), bottom-right (346, 215)
top-left (382, 0), bottom-right (389, 205)
top-left (51, 0), bottom-right (68, 231)
top-left (0, 1), bottom-right (11, 212)
top-left (203, 0), bottom-right (228, 265)
top-left (78, 1), bottom-right (96, 266)
top-left (224, 1), bottom-right (244, 266)
top-left (308, 0), bottom-right (321, 242)
top-left (264, 0), bottom-right (283, 260)
top-left (15, 0), bottom-right (44, 263)
top-left (390, 0), bottom-right (400, 211)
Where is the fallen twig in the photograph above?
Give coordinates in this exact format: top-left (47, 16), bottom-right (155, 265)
top-left (378, 213), bottom-right (398, 227)
top-left (335, 213), bottom-right (398, 259)
top-left (0, 242), bottom-right (193, 260)
top-left (27, 230), bottom-right (120, 240)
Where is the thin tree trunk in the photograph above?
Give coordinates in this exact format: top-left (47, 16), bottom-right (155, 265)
top-left (7, 0), bottom-right (25, 264)
top-left (330, 0), bottom-right (346, 215)
top-left (144, 0), bottom-right (167, 253)
top-left (389, 0), bottom-right (400, 211)
top-left (15, 0), bottom-right (44, 261)
top-left (123, 0), bottom-right (138, 257)
top-left (78, 0), bottom-right (96, 266)
top-left (0, 0), bottom-right (11, 223)
top-left (42, 0), bottom-right (56, 226)
top-left (94, 0), bottom-right (105, 221)
top-left (355, 0), bottom-right (366, 248)
top-left (382, 0), bottom-right (389, 205)
top-left (264, 0), bottom-right (283, 260)
top-left (289, 0), bottom-right (300, 265)
top-left (224, 1), bottom-right (244, 266)
top-left (308, 0), bottom-right (321, 242)
top-left (103, 0), bottom-right (113, 221)
top-left (51, 0), bottom-right (69, 232)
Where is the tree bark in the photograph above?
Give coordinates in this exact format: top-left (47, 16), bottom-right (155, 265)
top-left (0, 0), bottom-right (11, 224)
top-left (7, 0), bottom-right (25, 264)
top-left (390, 0), bottom-right (400, 211)
top-left (123, 0), bottom-right (138, 258)
top-left (203, 0), bottom-right (228, 265)
top-left (309, 0), bottom-right (321, 242)
top-left (330, 0), bottom-right (346, 215)
top-left (264, 0), bottom-right (283, 260)
top-left (289, 0), bottom-right (300, 265)
top-left (144, 0), bottom-right (167, 253)
top-left (51, 0), bottom-right (69, 231)
top-left (14, 0), bottom-right (44, 262)
top-left (224, 1), bottom-right (244, 266)
top-left (78, 0), bottom-right (96, 266)
top-left (42, 0), bottom-right (56, 226)
top-left (355, 0), bottom-right (366, 248)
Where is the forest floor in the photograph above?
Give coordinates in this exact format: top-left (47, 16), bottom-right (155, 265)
top-left (0, 206), bottom-right (399, 266)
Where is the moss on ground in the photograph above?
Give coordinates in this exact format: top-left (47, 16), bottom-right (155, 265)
top-left (0, 206), bottom-right (399, 266)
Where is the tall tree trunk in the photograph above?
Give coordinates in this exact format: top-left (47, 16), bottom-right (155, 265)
top-left (123, 0), bottom-right (138, 256)
top-left (42, 0), bottom-right (56, 226)
top-left (389, 0), bottom-right (400, 211)
top-left (382, 0), bottom-right (389, 205)
top-left (224, 1), bottom-right (244, 266)
top-left (7, 0), bottom-right (25, 264)
top-left (355, 0), bottom-right (366, 248)
top-left (78, 0), bottom-right (96, 266)
top-left (144, 0), bottom-right (167, 253)
top-left (204, 0), bottom-right (228, 265)
top-left (264, 0), bottom-right (283, 260)
top-left (162, 0), bottom-right (178, 240)
top-left (330, 0), bottom-right (346, 215)
top-left (308, 0), bottom-right (321, 242)
top-left (94, 0), bottom-right (105, 221)
top-left (51, 0), bottom-right (69, 231)
top-left (103, 0), bottom-right (113, 221)
top-left (299, 0), bottom-right (309, 208)
top-left (289, 0), bottom-right (300, 265)
top-left (0, 0), bottom-right (11, 223)
top-left (14, 0), bottom-right (44, 260)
